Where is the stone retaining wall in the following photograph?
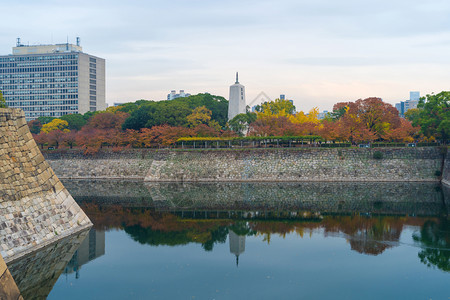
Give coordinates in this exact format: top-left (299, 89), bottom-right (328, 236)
top-left (0, 108), bottom-right (91, 262)
top-left (45, 148), bottom-right (443, 182)
top-left (441, 149), bottom-right (450, 186)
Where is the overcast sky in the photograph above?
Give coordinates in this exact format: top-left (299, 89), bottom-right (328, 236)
top-left (2, 0), bottom-right (450, 111)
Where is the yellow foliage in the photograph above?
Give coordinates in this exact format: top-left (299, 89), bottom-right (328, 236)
top-left (257, 98), bottom-right (295, 118)
top-left (187, 106), bottom-right (221, 129)
top-left (106, 106), bottom-right (121, 114)
top-left (41, 119), bottom-right (69, 133)
top-left (289, 107), bottom-right (320, 124)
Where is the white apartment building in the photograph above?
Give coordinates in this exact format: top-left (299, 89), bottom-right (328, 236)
top-left (0, 38), bottom-right (106, 120)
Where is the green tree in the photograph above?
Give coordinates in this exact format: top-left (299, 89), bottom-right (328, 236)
top-left (60, 114), bottom-right (87, 130)
top-left (121, 94), bottom-right (229, 130)
top-left (228, 112), bottom-right (257, 136)
top-left (146, 101), bottom-right (192, 128)
top-left (27, 119), bottom-right (42, 134)
top-left (0, 91), bottom-right (6, 108)
top-left (122, 104), bottom-right (155, 130)
top-left (37, 116), bottom-right (55, 125)
top-left (82, 110), bottom-right (99, 121)
top-left (406, 91), bottom-right (450, 141)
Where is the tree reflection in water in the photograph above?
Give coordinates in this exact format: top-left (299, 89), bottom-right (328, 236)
top-left (80, 203), bottom-right (445, 257)
top-left (413, 218), bottom-right (450, 272)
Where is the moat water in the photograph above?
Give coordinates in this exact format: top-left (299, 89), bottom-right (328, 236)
top-left (8, 181), bottom-right (450, 299)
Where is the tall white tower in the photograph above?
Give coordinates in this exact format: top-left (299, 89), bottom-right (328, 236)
top-left (228, 72), bottom-right (246, 121)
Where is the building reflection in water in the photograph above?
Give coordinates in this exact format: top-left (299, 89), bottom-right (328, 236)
top-left (229, 230), bottom-right (246, 267)
top-left (64, 229), bottom-right (105, 278)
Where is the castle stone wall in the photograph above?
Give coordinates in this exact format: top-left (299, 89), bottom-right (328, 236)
top-left (44, 148), bottom-right (443, 182)
top-left (0, 108), bottom-right (91, 262)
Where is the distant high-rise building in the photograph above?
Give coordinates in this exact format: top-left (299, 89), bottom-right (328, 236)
top-left (228, 72), bottom-right (246, 120)
top-left (0, 38), bottom-right (106, 121)
top-left (318, 110), bottom-right (329, 120)
top-left (167, 89), bottom-right (191, 100)
top-left (410, 91), bottom-right (420, 101)
top-left (395, 91), bottom-right (420, 117)
top-left (280, 94), bottom-right (286, 100)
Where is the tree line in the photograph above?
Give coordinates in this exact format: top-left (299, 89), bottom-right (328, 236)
top-left (27, 91), bottom-right (450, 153)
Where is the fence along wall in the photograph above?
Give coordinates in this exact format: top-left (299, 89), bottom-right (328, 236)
top-left (0, 108), bottom-right (91, 263)
top-left (44, 147), bottom-right (443, 182)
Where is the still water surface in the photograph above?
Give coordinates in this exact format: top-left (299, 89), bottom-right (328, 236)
top-left (10, 181), bottom-right (450, 299)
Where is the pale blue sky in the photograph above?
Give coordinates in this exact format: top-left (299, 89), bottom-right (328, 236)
top-left (2, 0), bottom-right (450, 111)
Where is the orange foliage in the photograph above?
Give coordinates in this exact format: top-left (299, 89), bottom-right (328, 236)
top-left (87, 112), bottom-right (129, 130)
top-left (248, 116), bottom-right (321, 137)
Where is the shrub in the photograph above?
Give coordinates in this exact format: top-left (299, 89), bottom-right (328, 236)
top-left (373, 151), bottom-right (383, 159)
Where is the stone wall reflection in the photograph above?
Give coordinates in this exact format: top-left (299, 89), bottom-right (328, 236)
top-left (63, 180), bottom-right (448, 217)
top-left (7, 229), bottom-right (88, 299)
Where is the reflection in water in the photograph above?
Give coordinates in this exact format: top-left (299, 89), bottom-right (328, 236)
top-left (64, 229), bottom-right (105, 279)
top-left (7, 229), bottom-right (88, 299)
top-left (229, 230), bottom-right (245, 267)
top-left (81, 202), bottom-right (444, 258)
top-left (8, 181), bottom-right (450, 299)
top-left (413, 218), bottom-right (450, 272)
top-left (63, 180), bottom-right (450, 217)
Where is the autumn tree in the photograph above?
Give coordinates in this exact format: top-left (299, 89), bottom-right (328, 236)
top-left (41, 119), bottom-right (70, 133)
top-left (257, 98), bottom-right (296, 116)
top-left (328, 98), bottom-right (408, 143)
top-left (192, 124), bottom-right (221, 137)
top-left (87, 111), bottom-right (129, 129)
top-left (0, 91), bottom-right (6, 108)
top-left (46, 130), bottom-right (66, 149)
top-left (140, 126), bottom-right (193, 147)
top-left (289, 107), bottom-right (320, 125)
top-left (33, 132), bottom-right (48, 149)
top-left (75, 127), bottom-right (104, 153)
top-left (186, 106), bottom-right (220, 130)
